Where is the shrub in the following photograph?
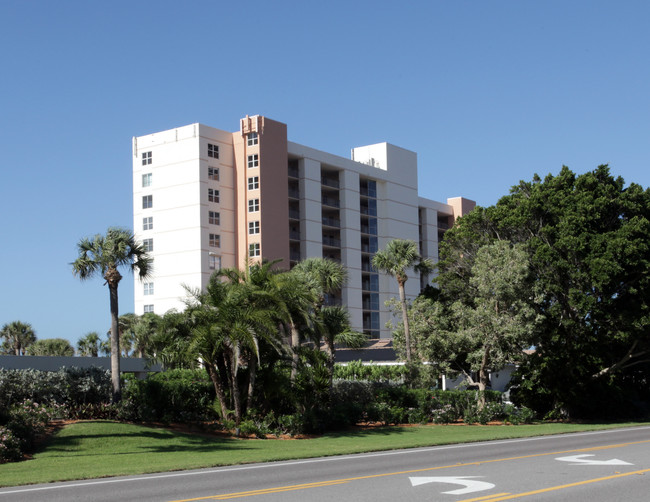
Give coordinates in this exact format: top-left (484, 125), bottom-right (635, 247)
top-left (0, 427), bottom-right (21, 463)
top-left (121, 369), bottom-right (215, 423)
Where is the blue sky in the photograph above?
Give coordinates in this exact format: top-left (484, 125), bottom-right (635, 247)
top-left (1, 1), bottom-right (649, 348)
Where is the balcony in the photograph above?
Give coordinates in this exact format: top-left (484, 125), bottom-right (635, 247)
top-left (289, 208), bottom-right (300, 220)
top-left (321, 176), bottom-right (339, 189)
top-left (288, 188), bottom-right (300, 199)
top-left (322, 216), bottom-right (341, 228)
top-left (290, 230), bottom-right (301, 240)
top-left (321, 196), bottom-right (340, 208)
top-left (322, 236), bottom-right (341, 248)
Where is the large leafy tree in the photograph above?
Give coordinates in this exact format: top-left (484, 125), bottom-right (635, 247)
top-left (71, 227), bottom-right (152, 402)
top-left (373, 239), bottom-right (433, 363)
top-left (0, 321), bottom-right (36, 356)
top-left (440, 166), bottom-right (650, 417)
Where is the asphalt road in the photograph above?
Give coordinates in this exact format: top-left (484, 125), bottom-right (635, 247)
top-left (1, 426), bottom-right (649, 501)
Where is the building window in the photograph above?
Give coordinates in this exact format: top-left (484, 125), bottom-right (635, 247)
top-left (142, 195), bottom-right (152, 209)
top-left (249, 243), bottom-right (260, 257)
top-left (144, 304), bottom-right (154, 313)
top-left (209, 211), bottom-right (220, 225)
top-left (143, 238), bottom-right (153, 252)
top-left (209, 233), bottom-right (220, 248)
top-left (247, 154), bottom-right (259, 169)
top-left (248, 198), bottom-right (259, 212)
top-left (142, 151), bottom-right (152, 165)
top-left (247, 132), bottom-right (258, 146)
top-left (208, 189), bottom-right (219, 203)
top-left (208, 143), bottom-right (219, 158)
top-left (142, 173), bottom-right (152, 187)
top-left (143, 282), bottom-right (154, 295)
top-left (209, 254), bottom-right (221, 270)
top-left (143, 216), bottom-right (153, 230)
top-left (249, 221), bottom-right (260, 234)
top-left (208, 167), bottom-right (219, 181)
top-left (248, 176), bottom-right (259, 190)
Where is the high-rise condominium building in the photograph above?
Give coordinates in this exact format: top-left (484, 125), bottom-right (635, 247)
top-left (133, 115), bottom-right (474, 338)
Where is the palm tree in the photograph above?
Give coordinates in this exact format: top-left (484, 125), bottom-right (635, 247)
top-left (319, 305), bottom-right (366, 389)
top-left (71, 227), bottom-right (152, 402)
top-left (77, 331), bottom-right (101, 357)
top-left (0, 321), bottom-right (36, 356)
top-left (372, 239), bottom-right (433, 363)
top-left (292, 257), bottom-right (347, 309)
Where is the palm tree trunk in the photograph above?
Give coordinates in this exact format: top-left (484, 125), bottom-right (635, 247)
top-left (246, 356), bottom-right (257, 412)
top-left (398, 281), bottom-right (412, 363)
top-left (290, 323), bottom-right (300, 383)
top-left (109, 283), bottom-right (121, 402)
top-left (206, 364), bottom-right (229, 420)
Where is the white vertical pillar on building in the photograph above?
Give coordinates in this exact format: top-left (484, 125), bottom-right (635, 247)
top-left (299, 158), bottom-right (323, 258)
top-left (339, 168), bottom-right (362, 332)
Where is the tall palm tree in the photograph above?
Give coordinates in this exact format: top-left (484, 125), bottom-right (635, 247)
top-left (71, 227), bottom-right (151, 402)
top-left (77, 331), bottom-right (101, 357)
top-left (372, 239), bottom-right (433, 363)
top-left (0, 321), bottom-right (36, 356)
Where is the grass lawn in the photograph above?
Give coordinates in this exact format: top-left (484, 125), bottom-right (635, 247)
top-left (0, 420), bottom-right (648, 487)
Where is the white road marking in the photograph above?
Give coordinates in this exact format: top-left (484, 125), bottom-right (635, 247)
top-left (555, 454), bottom-right (633, 466)
top-left (410, 476), bottom-right (495, 495)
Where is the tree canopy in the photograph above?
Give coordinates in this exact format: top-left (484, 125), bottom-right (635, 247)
top-left (437, 165), bottom-right (650, 418)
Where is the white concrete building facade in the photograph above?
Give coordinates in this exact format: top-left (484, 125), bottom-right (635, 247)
top-left (133, 116), bottom-right (474, 338)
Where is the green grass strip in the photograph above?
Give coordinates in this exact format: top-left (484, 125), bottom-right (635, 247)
top-left (1, 420), bottom-right (648, 487)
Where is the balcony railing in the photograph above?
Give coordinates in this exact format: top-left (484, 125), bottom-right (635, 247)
top-left (322, 216), bottom-right (341, 228)
top-left (289, 209), bottom-right (300, 219)
top-left (288, 188), bottom-right (300, 199)
top-left (322, 236), bottom-right (341, 247)
top-left (321, 196), bottom-right (340, 208)
top-left (321, 176), bottom-right (340, 188)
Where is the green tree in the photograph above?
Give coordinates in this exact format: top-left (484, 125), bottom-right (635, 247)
top-left (372, 239), bottom-right (433, 363)
top-left (28, 338), bottom-right (75, 356)
top-left (155, 266), bottom-right (283, 425)
top-left (71, 227), bottom-right (152, 402)
top-left (431, 242), bottom-right (539, 409)
top-left (440, 166), bottom-right (650, 418)
top-left (77, 331), bottom-right (102, 357)
top-left (0, 321), bottom-right (36, 356)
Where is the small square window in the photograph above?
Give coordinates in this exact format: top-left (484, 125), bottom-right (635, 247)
top-left (208, 189), bottom-right (220, 203)
top-left (142, 173), bottom-right (152, 187)
top-left (142, 195), bottom-right (152, 209)
top-left (248, 176), bottom-right (259, 190)
top-left (143, 282), bottom-right (154, 295)
top-left (208, 143), bottom-right (219, 158)
top-left (248, 198), bottom-right (259, 212)
top-left (209, 254), bottom-right (221, 270)
top-left (208, 167), bottom-right (219, 181)
top-left (209, 233), bottom-right (220, 248)
top-left (143, 238), bottom-right (153, 252)
top-left (249, 243), bottom-right (260, 257)
top-left (209, 211), bottom-right (220, 225)
top-left (142, 151), bottom-right (152, 165)
top-left (249, 221), bottom-right (260, 234)
top-left (144, 304), bottom-right (154, 313)
top-left (143, 216), bottom-right (153, 230)
top-left (247, 154), bottom-right (259, 169)
top-left (247, 132), bottom-right (258, 146)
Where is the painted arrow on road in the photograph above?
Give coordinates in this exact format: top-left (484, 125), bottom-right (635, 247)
top-left (410, 476), bottom-right (495, 495)
top-left (555, 454), bottom-right (633, 466)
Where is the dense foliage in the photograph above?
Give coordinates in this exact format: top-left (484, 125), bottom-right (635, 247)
top-left (434, 166), bottom-right (650, 418)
